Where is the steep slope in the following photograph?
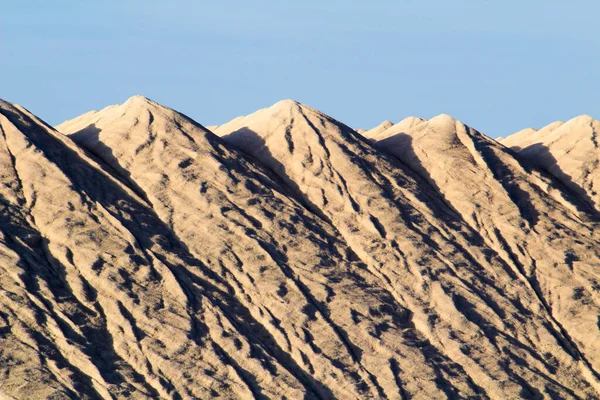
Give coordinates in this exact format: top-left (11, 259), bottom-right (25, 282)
top-left (3, 99), bottom-right (398, 399)
top-left (1, 99), bottom-right (289, 399)
top-left (0, 98), bottom-right (494, 400)
top-left (369, 114), bottom-right (600, 382)
top-left (208, 100), bottom-right (600, 398)
top-left (501, 116), bottom-right (600, 209)
top-left (54, 96), bottom-right (503, 399)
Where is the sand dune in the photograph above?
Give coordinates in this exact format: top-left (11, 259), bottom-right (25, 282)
top-left (1, 96), bottom-right (599, 398)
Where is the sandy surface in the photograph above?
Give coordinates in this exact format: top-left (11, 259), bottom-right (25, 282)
top-left (368, 115), bottom-right (600, 387)
top-left (0, 96), bottom-right (598, 398)
top-left (501, 116), bottom-right (600, 210)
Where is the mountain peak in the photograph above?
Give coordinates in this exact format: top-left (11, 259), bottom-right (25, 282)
top-left (266, 99), bottom-right (306, 115)
top-left (124, 94), bottom-right (153, 104)
top-left (429, 113), bottom-right (457, 124)
top-left (272, 98), bottom-right (301, 107)
top-left (567, 114), bottom-right (597, 125)
top-left (121, 94), bottom-right (162, 112)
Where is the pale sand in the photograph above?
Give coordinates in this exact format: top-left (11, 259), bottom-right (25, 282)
top-left (0, 96), bottom-right (597, 398)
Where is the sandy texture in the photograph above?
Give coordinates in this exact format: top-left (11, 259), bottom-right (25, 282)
top-left (1, 96), bottom-right (599, 399)
top-left (501, 116), bottom-right (600, 210)
top-left (212, 100), bottom-right (600, 398)
top-left (368, 115), bottom-right (600, 385)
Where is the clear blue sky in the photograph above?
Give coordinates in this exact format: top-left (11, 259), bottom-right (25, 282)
top-left (2, 1), bottom-right (599, 138)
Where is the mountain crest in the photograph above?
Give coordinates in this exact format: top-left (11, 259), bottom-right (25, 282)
top-left (4, 96), bottom-right (600, 398)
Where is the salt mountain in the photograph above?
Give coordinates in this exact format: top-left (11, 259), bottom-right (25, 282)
top-left (0, 96), bottom-right (598, 399)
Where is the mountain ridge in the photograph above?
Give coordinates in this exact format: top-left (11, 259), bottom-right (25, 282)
top-left (0, 95), bottom-right (599, 398)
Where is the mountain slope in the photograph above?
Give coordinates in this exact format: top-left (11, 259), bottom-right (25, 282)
top-left (367, 114), bottom-right (600, 382)
top-left (1, 99), bottom-right (276, 399)
top-left (54, 96), bottom-right (495, 399)
top-left (209, 100), bottom-right (600, 398)
top-left (0, 98), bottom-right (486, 399)
top-left (5, 94), bottom-right (597, 398)
top-left (501, 115), bottom-right (600, 210)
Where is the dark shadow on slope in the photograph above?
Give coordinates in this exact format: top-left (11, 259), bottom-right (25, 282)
top-left (12, 106), bottom-right (590, 397)
top-left (495, 142), bottom-right (600, 219)
top-left (207, 132), bottom-right (350, 262)
top-left (222, 127), bottom-right (399, 397)
top-left (451, 291), bottom-right (580, 398)
top-left (376, 132), bottom-right (469, 224)
top-left (519, 143), bottom-right (598, 211)
top-left (0, 121), bottom-right (161, 396)
top-left (59, 110), bottom-right (411, 397)
top-left (466, 136), bottom-right (540, 227)
top-left (69, 124), bottom-right (153, 205)
top-left (1, 108), bottom-right (339, 399)
top-left (215, 126), bottom-right (491, 397)
top-left (395, 130), bottom-right (600, 375)
top-left (225, 127), bottom-right (334, 225)
top-left (221, 127), bottom-right (559, 398)
top-left (339, 127), bottom-right (481, 234)
top-left (370, 133), bottom-right (532, 281)
top-left (0, 197), bottom-right (155, 398)
top-left (289, 121), bottom-right (600, 389)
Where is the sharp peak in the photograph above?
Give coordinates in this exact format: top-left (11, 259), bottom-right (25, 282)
top-left (115, 95), bottom-right (182, 118)
top-left (123, 94), bottom-right (159, 107)
top-left (273, 98), bottom-right (302, 106)
top-left (261, 99), bottom-right (328, 119)
top-left (365, 120), bottom-right (394, 132)
top-left (69, 95), bottom-right (211, 133)
top-left (268, 99), bottom-right (308, 112)
top-left (230, 99), bottom-right (352, 132)
top-left (428, 114), bottom-right (480, 129)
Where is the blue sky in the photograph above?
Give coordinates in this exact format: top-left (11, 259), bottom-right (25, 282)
top-left (2, 1), bottom-right (599, 138)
